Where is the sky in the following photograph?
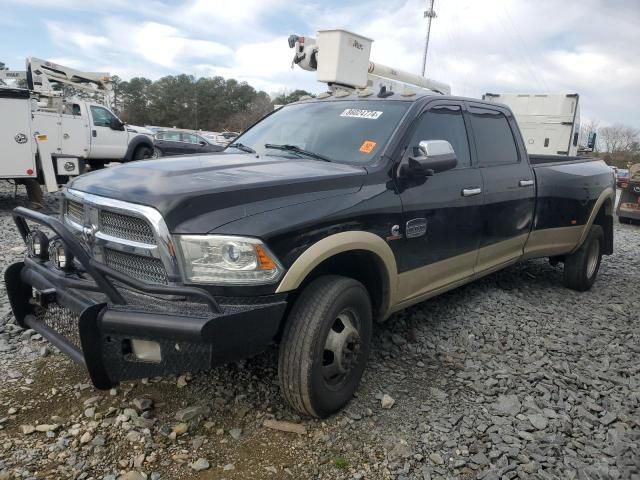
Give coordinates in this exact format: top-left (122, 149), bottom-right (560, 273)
top-left (1, 0), bottom-right (639, 128)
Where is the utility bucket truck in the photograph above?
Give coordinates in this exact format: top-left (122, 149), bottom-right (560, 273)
top-left (0, 58), bottom-right (154, 203)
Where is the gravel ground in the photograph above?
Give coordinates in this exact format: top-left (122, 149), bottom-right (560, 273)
top-left (1, 183), bottom-right (639, 480)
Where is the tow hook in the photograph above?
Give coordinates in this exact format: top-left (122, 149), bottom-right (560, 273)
top-left (31, 288), bottom-right (57, 308)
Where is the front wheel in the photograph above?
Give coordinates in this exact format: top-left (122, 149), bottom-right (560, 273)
top-left (619, 216), bottom-right (631, 224)
top-left (278, 275), bottom-right (372, 418)
top-left (133, 145), bottom-right (153, 160)
top-left (152, 147), bottom-right (163, 159)
top-left (563, 225), bottom-right (604, 291)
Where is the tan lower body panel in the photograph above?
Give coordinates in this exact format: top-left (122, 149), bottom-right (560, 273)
top-left (521, 226), bottom-right (582, 260)
top-left (395, 250), bottom-right (477, 305)
top-left (391, 228), bottom-right (579, 314)
top-left (475, 233), bottom-right (529, 272)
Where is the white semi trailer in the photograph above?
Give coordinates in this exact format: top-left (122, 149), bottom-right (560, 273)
top-left (482, 93), bottom-right (595, 156)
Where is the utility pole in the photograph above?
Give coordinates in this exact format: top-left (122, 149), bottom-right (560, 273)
top-left (421, 0), bottom-right (436, 77)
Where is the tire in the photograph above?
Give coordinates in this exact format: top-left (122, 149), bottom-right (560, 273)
top-left (133, 145), bottom-right (153, 160)
top-left (88, 159), bottom-right (106, 170)
top-left (563, 225), bottom-right (604, 291)
top-left (152, 147), bottom-right (163, 159)
top-left (278, 275), bottom-right (372, 418)
top-left (619, 216), bottom-right (631, 224)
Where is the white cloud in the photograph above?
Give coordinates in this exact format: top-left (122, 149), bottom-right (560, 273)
top-left (28, 0), bottom-right (640, 127)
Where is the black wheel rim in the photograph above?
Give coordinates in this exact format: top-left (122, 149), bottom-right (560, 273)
top-left (322, 309), bottom-right (361, 388)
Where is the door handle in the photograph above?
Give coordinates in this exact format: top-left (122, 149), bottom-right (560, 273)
top-left (92, 130), bottom-right (97, 137)
top-left (462, 187), bottom-right (482, 197)
top-left (519, 179), bottom-right (534, 187)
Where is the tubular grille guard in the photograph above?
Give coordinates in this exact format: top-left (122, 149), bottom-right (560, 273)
top-left (66, 200), bottom-right (84, 225)
top-left (100, 210), bottom-right (156, 244)
top-left (35, 303), bottom-right (81, 349)
top-left (12, 207), bottom-right (222, 314)
top-left (104, 248), bottom-right (169, 285)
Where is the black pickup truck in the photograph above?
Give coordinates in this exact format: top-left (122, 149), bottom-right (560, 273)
top-left (6, 91), bottom-right (615, 417)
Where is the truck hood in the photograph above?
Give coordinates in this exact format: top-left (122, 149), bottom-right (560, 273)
top-left (69, 152), bottom-right (367, 232)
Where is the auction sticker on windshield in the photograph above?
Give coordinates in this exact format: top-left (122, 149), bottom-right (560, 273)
top-left (359, 140), bottom-right (377, 153)
top-left (340, 109), bottom-right (383, 120)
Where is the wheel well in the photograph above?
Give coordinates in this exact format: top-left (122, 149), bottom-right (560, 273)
top-left (593, 198), bottom-right (614, 254)
top-left (287, 250), bottom-right (390, 324)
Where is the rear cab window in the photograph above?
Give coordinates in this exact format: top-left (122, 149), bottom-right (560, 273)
top-left (468, 107), bottom-right (520, 166)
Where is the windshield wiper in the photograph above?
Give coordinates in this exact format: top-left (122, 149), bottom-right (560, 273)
top-left (227, 142), bottom-right (256, 153)
top-left (265, 143), bottom-right (332, 162)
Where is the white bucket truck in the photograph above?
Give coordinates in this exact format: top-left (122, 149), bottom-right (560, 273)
top-left (0, 58), bottom-right (154, 204)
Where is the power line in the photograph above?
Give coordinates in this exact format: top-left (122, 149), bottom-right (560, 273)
top-left (501, 4), bottom-right (550, 92)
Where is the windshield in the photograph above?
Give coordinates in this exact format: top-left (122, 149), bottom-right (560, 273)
top-left (229, 100), bottom-right (411, 163)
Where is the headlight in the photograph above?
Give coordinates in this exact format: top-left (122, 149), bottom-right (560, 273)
top-left (177, 235), bottom-right (283, 285)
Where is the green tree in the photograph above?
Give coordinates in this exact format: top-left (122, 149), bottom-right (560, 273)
top-left (115, 73), bottom-right (274, 131)
top-left (273, 89), bottom-right (314, 105)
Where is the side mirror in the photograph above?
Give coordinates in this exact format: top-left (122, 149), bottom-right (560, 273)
top-left (110, 117), bottom-right (124, 131)
top-left (198, 140), bottom-right (207, 146)
top-left (402, 140), bottom-right (457, 177)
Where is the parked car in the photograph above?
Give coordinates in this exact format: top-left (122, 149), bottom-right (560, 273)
top-left (616, 169), bottom-right (630, 188)
top-left (7, 92), bottom-right (615, 418)
top-left (202, 131), bottom-right (239, 147)
top-left (616, 164), bottom-right (640, 224)
top-left (153, 129), bottom-right (225, 157)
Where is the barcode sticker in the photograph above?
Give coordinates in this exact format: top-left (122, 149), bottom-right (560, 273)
top-left (340, 109), bottom-right (383, 120)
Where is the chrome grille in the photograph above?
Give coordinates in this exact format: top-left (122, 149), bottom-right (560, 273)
top-left (34, 304), bottom-right (81, 349)
top-left (66, 200), bottom-right (84, 225)
top-left (100, 210), bottom-right (155, 244)
top-left (104, 248), bottom-right (168, 284)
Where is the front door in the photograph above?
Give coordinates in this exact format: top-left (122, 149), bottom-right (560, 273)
top-left (395, 102), bottom-right (484, 305)
top-left (89, 105), bottom-right (128, 159)
top-left (466, 103), bottom-right (536, 272)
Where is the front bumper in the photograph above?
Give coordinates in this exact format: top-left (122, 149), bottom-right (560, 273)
top-left (5, 207), bottom-right (288, 389)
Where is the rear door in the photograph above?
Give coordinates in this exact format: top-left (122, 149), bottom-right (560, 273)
top-left (60, 102), bottom-right (88, 157)
top-left (395, 101), bottom-right (484, 303)
top-left (89, 105), bottom-right (128, 159)
top-left (466, 103), bottom-right (535, 272)
top-left (180, 132), bottom-right (200, 154)
top-left (155, 131), bottom-right (183, 155)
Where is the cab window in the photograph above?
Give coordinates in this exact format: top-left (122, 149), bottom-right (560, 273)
top-left (408, 105), bottom-right (471, 168)
top-left (90, 106), bottom-right (117, 127)
top-left (469, 108), bottom-right (520, 166)
top-left (181, 133), bottom-right (198, 144)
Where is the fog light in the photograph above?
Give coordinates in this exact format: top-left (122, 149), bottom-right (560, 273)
top-left (130, 339), bottom-right (161, 363)
top-left (49, 240), bottom-right (74, 271)
top-left (26, 230), bottom-right (49, 260)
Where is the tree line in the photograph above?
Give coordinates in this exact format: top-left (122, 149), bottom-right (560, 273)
top-left (580, 120), bottom-right (640, 169)
top-left (112, 74), bottom-right (313, 133)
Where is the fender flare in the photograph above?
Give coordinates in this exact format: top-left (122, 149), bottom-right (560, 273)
top-left (123, 135), bottom-right (154, 162)
top-left (275, 231), bottom-right (398, 317)
top-left (573, 186), bottom-right (615, 252)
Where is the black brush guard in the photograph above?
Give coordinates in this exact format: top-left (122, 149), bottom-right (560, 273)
top-left (6, 207), bottom-right (287, 389)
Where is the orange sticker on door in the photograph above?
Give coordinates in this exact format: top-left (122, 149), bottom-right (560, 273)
top-left (359, 140), bottom-right (377, 153)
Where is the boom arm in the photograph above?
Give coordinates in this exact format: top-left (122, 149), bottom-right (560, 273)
top-left (26, 57), bottom-right (113, 99)
top-left (289, 31), bottom-right (450, 96)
